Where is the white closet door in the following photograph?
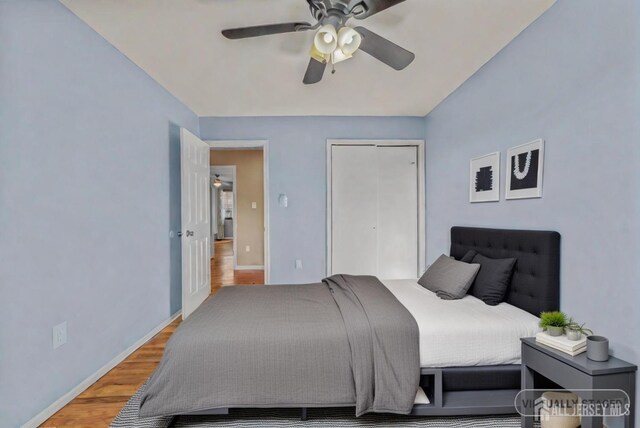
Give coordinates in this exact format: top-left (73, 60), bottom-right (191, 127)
top-left (376, 146), bottom-right (419, 279)
top-left (331, 145), bottom-right (378, 275)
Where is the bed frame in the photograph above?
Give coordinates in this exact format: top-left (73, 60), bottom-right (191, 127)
top-left (186, 226), bottom-right (561, 420)
top-left (409, 226), bottom-right (560, 416)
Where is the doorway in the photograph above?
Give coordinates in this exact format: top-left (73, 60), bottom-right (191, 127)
top-left (326, 140), bottom-right (426, 279)
top-left (208, 140), bottom-right (270, 287)
top-left (210, 165), bottom-right (236, 258)
top-left (210, 239), bottom-right (263, 292)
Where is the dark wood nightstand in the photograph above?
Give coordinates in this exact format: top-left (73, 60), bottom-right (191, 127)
top-left (521, 337), bottom-right (637, 428)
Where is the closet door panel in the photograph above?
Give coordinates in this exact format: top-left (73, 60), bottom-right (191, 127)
top-left (331, 145), bottom-right (378, 275)
top-left (376, 146), bottom-right (419, 279)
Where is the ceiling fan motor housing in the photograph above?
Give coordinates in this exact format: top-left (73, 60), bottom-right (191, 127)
top-left (308, 0), bottom-right (361, 24)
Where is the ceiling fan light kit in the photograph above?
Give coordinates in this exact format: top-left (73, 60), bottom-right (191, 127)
top-left (330, 46), bottom-right (352, 64)
top-left (221, 0), bottom-right (413, 84)
top-left (314, 24), bottom-right (338, 54)
top-left (337, 26), bottom-right (362, 55)
top-left (310, 24), bottom-right (360, 65)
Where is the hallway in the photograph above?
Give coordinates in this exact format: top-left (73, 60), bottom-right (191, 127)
top-left (211, 239), bottom-right (264, 292)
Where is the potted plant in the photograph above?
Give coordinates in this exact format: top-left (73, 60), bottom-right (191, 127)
top-left (539, 311), bottom-right (569, 336)
top-left (565, 322), bottom-right (593, 341)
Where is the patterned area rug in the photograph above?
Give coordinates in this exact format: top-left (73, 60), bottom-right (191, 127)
top-left (112, 382), bottom-right (522, 428)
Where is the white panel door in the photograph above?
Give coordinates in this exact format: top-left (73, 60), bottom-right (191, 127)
top-left (180, 128), bottom-right (211, 319)
top-left (376, 146), bottom-right (419, 279)
top-left (331, 145), bottom-right (378, 275)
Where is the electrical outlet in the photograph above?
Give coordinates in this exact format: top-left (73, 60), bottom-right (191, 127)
top-left (295, 259), bottom-right (303, 270)
top-left (52, 321), bottom-right (67, 349)
top-left (245, 245), bottom-right (250, 252)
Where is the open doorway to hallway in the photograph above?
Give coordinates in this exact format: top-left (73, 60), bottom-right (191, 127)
top-left (209, 145), bottom-right (267, 292)
top-left (210, 240), bottom-right (263, 292)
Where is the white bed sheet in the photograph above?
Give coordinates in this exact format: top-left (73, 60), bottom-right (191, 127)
top-left (382, 279), bottom-right (541, 368)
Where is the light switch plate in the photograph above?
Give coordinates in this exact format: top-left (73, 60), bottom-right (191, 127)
top-left (245, 245), bottom-right (251, 252)
top-left (251, 202), bottom-right (257, 209)
top-left (52, 321), bottom-right (67, 349)
top-left (295, 259), bottom-right (303, 270)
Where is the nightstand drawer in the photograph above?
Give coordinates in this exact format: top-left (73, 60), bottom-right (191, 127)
top-left (522, 343), bottom-right (594, 389)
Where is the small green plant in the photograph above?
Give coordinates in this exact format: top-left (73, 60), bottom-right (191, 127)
top-left (565, 322), bottom-right (593, 336)
top-left (539, 311), bottom-right (569, 330)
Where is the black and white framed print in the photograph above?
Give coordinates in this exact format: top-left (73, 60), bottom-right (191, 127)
top-left (469, 152), bottom-right (500, 203)
top-left (505, 139), bottom-right (545, 200)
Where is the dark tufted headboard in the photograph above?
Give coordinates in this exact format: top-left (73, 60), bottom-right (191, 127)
top-left (450, 227), bottom-right (560, 316)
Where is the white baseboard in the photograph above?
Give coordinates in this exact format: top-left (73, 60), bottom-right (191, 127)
top-left (22, 310), bottom-right (182, 428)
top-left (235, 265), bottom-right (264, 271)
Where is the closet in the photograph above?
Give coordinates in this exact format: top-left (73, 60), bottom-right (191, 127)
top-left (329, 142), bottom-right (423, 279)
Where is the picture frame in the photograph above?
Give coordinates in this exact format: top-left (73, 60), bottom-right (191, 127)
top-left (505, 139), bottom-right (545, 200)
top-left (469, 152), bottom-right (500, 203)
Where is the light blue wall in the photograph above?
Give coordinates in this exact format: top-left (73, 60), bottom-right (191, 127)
top-left (3, 0), bottom-right (638, 425)
top-left (0, 1), bottom-right (199, 426)
top-left (199, 116), bottom-right (425, 284)
top-left (424, 0), bottom-right (639, 424)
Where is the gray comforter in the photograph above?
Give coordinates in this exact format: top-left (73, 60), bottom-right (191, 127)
top-left (139, 275), bottom-right (420, 418)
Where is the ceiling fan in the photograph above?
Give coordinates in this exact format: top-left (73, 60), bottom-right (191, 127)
top-left (221, 0), bottom-right (415, 85)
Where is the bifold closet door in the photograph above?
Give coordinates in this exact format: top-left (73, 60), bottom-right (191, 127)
top-left (331, 144), bottom-right (419, 278)
top-left (376, 146), bottom-right (418, 279)
top-left (331, 145), bottom-right (378, 275)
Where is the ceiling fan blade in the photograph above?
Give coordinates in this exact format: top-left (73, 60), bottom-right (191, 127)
top-left (354, 26), bottom-right (415, 70)
top-left (353, 0), bottom-right (407, 20)
top-left (222, 22), bottom-right (312, 39)
top-left (303, 58), bottom-right (326, 85)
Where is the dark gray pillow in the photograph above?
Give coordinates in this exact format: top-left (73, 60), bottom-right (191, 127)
top-left (460, 249), bottom-right (478, 263)
top-left (468, 253), bottom-right (517, 305)
top-left (418, 254), bottom-right (480, 300)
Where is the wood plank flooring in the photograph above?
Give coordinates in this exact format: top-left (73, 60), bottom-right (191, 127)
top-left (41, 240), bottom-right (263, 427)
top-left (209, 239), bottom-right (264, 291)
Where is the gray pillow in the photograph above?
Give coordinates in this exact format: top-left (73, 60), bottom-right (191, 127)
top-left (418, 254), bottom-right (480, 300)
top-left (468, 253), bottom-right (517, 306)
top-left (460, 249), bottom-right (478, 263)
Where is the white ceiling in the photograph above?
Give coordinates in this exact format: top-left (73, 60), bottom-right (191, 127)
top-left (60, 0), bottom-right (555, 117)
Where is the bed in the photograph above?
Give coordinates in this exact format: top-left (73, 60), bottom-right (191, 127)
top-left (139, 226), bottom-right (560, 419)
top-left (382, 278), bottom-right (541, 368)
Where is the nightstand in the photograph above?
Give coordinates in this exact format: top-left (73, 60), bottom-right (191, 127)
top-left (521, 338), bottom-right (636, 428)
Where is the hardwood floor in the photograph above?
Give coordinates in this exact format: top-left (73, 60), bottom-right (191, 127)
top-left (41, 240), bottom-right (263, 427)
top-left (209, 239), bottom-right (264, 292)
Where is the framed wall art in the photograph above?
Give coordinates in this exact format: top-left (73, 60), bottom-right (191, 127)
top-left (469, 152), bottom-right (500, 203)
top-left (505, 139), bottom-right (545, 200)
